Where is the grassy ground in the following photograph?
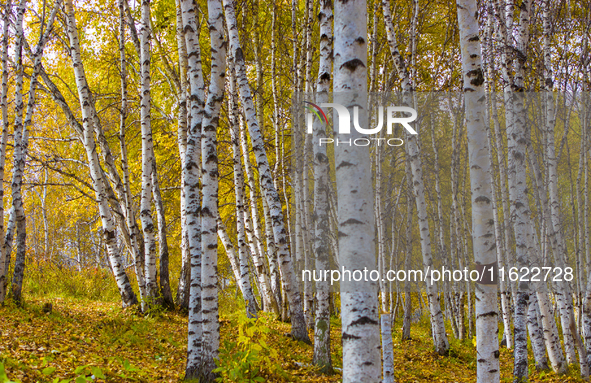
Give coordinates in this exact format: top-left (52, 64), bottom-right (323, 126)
top-left (0, 294), bottom-right (587, 382)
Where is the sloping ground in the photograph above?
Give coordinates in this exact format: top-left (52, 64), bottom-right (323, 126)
top-left (0, 297), bottom-right (585, 382)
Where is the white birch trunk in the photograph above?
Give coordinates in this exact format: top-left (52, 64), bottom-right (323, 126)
top-left (382, 0), bottom-right (449, 354)
top-left (180, 0), bottom-right (205, 376)
top-left (312, 0), bottom-right (333, 373)
top-left (238, 112), bottom-right (279, 315)
top-left (228, 71), bottom-right (259, 318)
top-left (6, 0), bottom-right (26, 303)
top-left (199, 0), bottom-right (226, 378)
top-left (138, 0), bottom-right (158, 305)
top-left (0, 0), bottom-right (12, 303)
top-left (456, 1), bottom-right (500, 379)
top-left (334, 0), bottom-right (380, 380)
top-left (484, 1), bottom-right (513, 350)
top-left (269, 5), bottom-right (282, 309)
top-left (118, 0), bottom-right (146, 305)
top-left (175, 0), bottom-right (190, 310)
top-left (499, 1), bottom-right (534, 379)
top-left (381, 313), bottom-right (395, 383)
top-left (223, 0), bottom-right (309, 343)
top-left (11, 0), bottom-right (61, 303)
top-left (65, 0), bottom-right (137, 307)
top-left (527, 294), bottom-right (549, 371)
top-left (541, 0), bottom-right (578, 367)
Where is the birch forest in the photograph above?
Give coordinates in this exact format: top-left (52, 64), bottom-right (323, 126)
top-left (0, 0), bottom-right (590, 382)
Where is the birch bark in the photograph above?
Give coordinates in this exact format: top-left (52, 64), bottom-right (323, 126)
top-left (238, 114), bottom-right (278, 315)
top-left (6, 0), bottom-right (26, 303)
top-left (0, 0), bottom-right (11, 303)
top-left (138, 0), bottom-right (159, 304)
top-left (527, 294), bottom-right (549, 371)
top-left (223, 0), bottom-right (309, 342)
top-left (456, 0), bottom-right (500, 380)
top-left (382, 0), bottom-right (449, 355)
top-left (541, 0), bottom-right (578, 368)
top-left (228, 66), bottom-right (259, 318)
top-left (312, 0), bottom-right (333, 373)
top-left (334, 0), bottom-right (380, 380)
top-left (181, 0), bottom-right (205, 376)
top-left (65, 0), bottom-right (137, 307)
top-left (175, 0), bottom-right (191, 310)
top-left (402, 157), bottom-right (413, 341)
top-left (12, 0), bottom-right (61, 302)
top-left (118, 0), bottom-right (146, 305)
top-left (198, 0), bottom-right (226, 377)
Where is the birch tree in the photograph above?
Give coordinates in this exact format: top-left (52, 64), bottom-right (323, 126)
top-left (181, 0), bottom-right (205, 376)
top-left (138, 0), bottom-right (159, 305)
top-left (10, 0), bottom-right (63, 302)
top-left (238, 113), bottom-right (278, 315)
top-left (381, 0), bottom-right (449, 355)
top-left (118, 0), bottom-right (146, 305)
top-left (334, 0), bottom-right (380, 380)
top-left (228, 60), bottom-right (259, 319)
top-left (6, 0), bottom-right (27, 304)
top-left (198, 0), bottom-right (226, 378)
top-left (311, 0), bottom-right (333, 373)
top-left (0, 0), bottom-right (11, 304)
top-left (456, 0), bottom-right (500, 380)
top-left (64, 0), bottom-right (137, 307)
top-left (540, 0), bottom-right (579, 369)
top-left (223, 0), bottom-right (310, 343)
top-left (175, 0), bottom-right (190, 310)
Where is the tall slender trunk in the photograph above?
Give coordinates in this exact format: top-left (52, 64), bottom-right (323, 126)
top-left (456, 0), bottom-right (500, 379)
top-left (198, 1), bottom-right (226, 377)
top-left (175, 0), bottom-right (190, 310)
top-left (223, 0), bottom-right (309, 343)
top-left (118, 0), bottom-right (146, 305)
top-left (42, 169), bottom-right (49, 260)
top-left (217, 218), bottom-right (258, 316)
top-left (382, 0), bottom-right (449, 354)
top-left (239, 114), bottom-right (279, 315)
top-left (484, 0), bottom-right (512, 349)
top-left (181, 0), bottom-right (206, 376)
top-left (0, 0), bottom-right (12, 303)
top-left (7, 0), bottom-right (27, 304)
top-left (12, 0), bottom-right (62, 303)
top-left (311, 0), bottom-right (333, 373)
top-left (139, 0), bottom-right (158, 305)
top-left (269, 3), bottom-right (282, 308)
top-left (334, 0), bottom-right (380, 380)
top-left (228, 64), bottom-right (259, 318)
top-left (65, 0), bottom-right (137, 307)
top-left (541, 0), bottom-right (579, 369)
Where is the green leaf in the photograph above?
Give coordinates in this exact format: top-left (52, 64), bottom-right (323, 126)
top-left (90, 366), bottom-right (105, 379)
top-left (0, 363), bottom-right (17, 383)
top-left (73, 365), bottom-right (88, 374)
top-left (122, 360), bottom-right (139, 372)
top-left (42, 367), bottom-right (57, 376)
top-left (75, 377), bottom-right (87, 383)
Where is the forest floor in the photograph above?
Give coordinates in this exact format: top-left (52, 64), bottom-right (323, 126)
top-left (0, 294), bottom-right (587, 382)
